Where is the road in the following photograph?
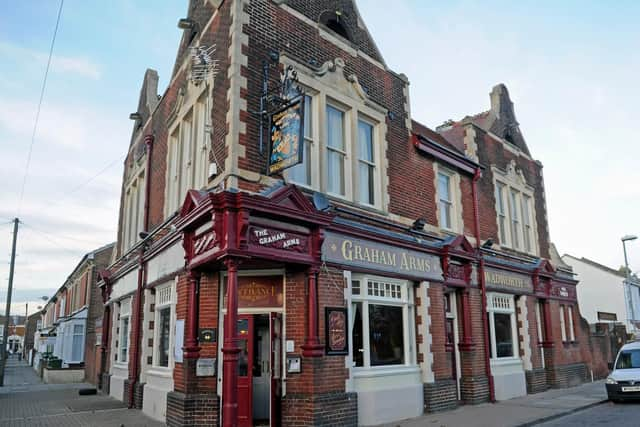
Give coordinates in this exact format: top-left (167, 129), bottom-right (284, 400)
top-left (538, 401), bottom-right (640, 426)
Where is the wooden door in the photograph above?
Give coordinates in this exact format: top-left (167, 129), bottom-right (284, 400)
top-left (237, 315), bottom-right (254, 427)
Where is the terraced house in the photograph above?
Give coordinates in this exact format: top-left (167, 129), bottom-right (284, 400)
top-left (98, 1), bottom-right (599, 426)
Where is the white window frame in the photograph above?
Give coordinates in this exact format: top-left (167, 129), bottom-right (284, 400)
top-left (122, 169), bottom-right (146, 253)
top-left (281, 57), bottom-right (389, 212)
top-left (356, 115), bottom-right (377, 207)
top-left (325, 101), bottom-right (349, 198)
top-left (493, 168), bottom-right (538, 255)
top-left (486, 292), bottom-right (519, 361)
top-left (350, 274), bottom-right (416, 370)
top-left (434, 164), bottom-right (462, 233)
top-left (287, 94), bottom-right (315, 188)
top-left (559, 305), bottom-right (567, 342)
top-left (118, 299), bottom-right (131, 365)
top-left (152, 283), bottom-right (176, 370)
top-left (567, 305), bottom-right (575, 342)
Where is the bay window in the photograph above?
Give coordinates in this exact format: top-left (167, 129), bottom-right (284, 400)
top-left (71, 324), bottom-right (84, 362)
top-left (494, 177), bottom-right (536, 255)
top-left (326, 104), bottom-right (346, 196)
top-left (166, 93), bottom-right (210, 216)
top-left (281, 60), bottom-right (388, 211)
top-left (351, 275), bottom-right (414, 368)
top-left (487, 293), bottom-right (518, 360)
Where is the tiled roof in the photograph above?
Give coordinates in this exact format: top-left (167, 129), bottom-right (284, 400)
top-left (412, 119), bottom-right (466, 154)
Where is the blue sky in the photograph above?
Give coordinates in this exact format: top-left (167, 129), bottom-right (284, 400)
top-left (1, 1), bottom-right (639, 314)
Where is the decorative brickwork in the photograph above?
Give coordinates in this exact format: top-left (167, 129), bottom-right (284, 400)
top-left (459, 375), bottom-right (490, 404)
top-left (547, 363), bottom-right (588, 389)
top-left (166, 392), bottom-right (220, 427)
top-left (424, 379), bottom-right (458, 413)
top-left (525, 368), bottom-right (548, 394)
top-left (282, 392), bottom-right (357, 427)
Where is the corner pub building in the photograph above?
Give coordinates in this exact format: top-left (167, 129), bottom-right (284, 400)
top-left (98, 1), bottom-right (590, 426)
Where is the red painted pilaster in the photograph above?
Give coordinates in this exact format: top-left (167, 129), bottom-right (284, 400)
top-left (301, 266), bottom-right (323, 357)
top-left (183, 270), bottom-right (201, 359)
top-left (458, 288), bottom-right (474, 351)
top-left (542, 299), bottom-right (554, 348)
top-left (222, 258), bottom-right (241, 427)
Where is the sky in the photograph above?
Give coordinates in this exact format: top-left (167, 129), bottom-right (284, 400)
top-left (1, 1), bottom-right (639, 315)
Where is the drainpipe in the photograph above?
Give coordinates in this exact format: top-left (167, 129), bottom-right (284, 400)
top-left (472, 168), bottom-right (495, 403)
top-left (128, 135), bottom-right (154, 408)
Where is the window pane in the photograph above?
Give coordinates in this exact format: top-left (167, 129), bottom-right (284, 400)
top-left (358, 163), bottom-right (374, 205)
top-left (237, 339), bottom-right (249, 377)
top-left (304, 95), bottom-right (312, 138)
top-left (358, 120), bottom-right (374, 162)
top-left (158, 308), bottom-right (171, 367)
top-left (326, 105), bottom-right (344, 150)
top-left (120, 318), bottom-right (129, 362)
top-left (327, 150), bottom-right (344, 195)
top-left (494, 312), bottom-right (514, 358)
top-left (352, 302), bottom-right (363, 367)
top-left (440, 201), bottom-right (451, 229)
top-left (438, 173), bottom-right (451, 201)
top-left (368, 304), bottom-right (404, 366)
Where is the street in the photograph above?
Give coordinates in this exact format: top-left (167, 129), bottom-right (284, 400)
top-left (538, 401), bottom-right (640, 426)
top-left (0, 357), bottom-right (164, 427)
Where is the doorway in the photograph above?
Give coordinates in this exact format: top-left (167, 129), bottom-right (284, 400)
top-left (235, 313), bottom-right (282, 427)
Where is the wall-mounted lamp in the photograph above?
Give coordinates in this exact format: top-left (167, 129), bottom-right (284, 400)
top-left (178, 18), bottom-right (196, 30)
top-left (139, 231), bottom-right (150, 240)
top-left (482, 238), bottom-right (494, 249)
top-left (411, 218), bottom-right (427, 231)
top-left (129, 112), bottom-right (142, 121)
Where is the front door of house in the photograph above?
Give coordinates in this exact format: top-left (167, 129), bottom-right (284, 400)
top-left (237, 315), bottom-right (254, 427)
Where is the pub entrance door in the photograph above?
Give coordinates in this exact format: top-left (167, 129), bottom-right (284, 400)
top-left (235, 313), bottom-right (282, 427)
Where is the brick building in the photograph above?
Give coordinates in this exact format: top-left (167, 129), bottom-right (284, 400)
top-left (99, 1), bottom-right (593, 426)
top-left (37, 243), bottom-right (114, 384)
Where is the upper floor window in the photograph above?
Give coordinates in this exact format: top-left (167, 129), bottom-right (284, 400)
top-left (166, 93), bottom-right (210, 216)
top-left (282, 59), bottom-right (388, 212)
top-left (122, 171), bottom-right (145, 252)
top-left (434, 165), bottom-right (461, 233)
top-left (493, 164), bottom-right (537, 255)
top-left (326, 104), bottom-right (346, 196)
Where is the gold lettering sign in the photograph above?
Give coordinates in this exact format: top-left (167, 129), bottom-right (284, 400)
top-left (224, 276), bottom-right (284, 308)
top-left (484, 268), bottom-right (533, 293)
top-left (322, 232), bottom-right (443, 281)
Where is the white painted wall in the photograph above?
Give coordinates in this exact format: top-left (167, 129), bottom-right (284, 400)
top-left (562, 255), bottom-right (629, 326)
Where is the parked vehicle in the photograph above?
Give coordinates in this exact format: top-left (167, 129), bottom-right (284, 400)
top-left (606, 341), bottom-right (640, 402)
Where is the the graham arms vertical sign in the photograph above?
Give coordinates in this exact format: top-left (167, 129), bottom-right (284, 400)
top-left (268, 96), bottom-right (304, 175)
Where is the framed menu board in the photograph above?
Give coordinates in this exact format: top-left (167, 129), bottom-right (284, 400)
top-left (325, 307), bottom-right (348, 355)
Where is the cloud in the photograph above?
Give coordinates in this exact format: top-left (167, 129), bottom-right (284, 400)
top-left (0, 41), bottom-right (101, 80)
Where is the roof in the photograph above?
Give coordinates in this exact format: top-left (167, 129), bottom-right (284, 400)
top-left (412, 119), bottom-right (466, 155)
top-left (562, 254), bottom-right (626, 279)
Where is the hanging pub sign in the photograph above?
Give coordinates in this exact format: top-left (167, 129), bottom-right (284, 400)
top-left (325, 307), bottom-right (348, 355)
top-left (267, 96), bottom-right (304, 175)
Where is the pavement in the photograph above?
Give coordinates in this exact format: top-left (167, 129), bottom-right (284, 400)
top-left (0, 356), bottom-right (165, 426)
top-left (537, 400), bottom-right (640, 426)
top-left (379, 380), bottom-right (608, 427)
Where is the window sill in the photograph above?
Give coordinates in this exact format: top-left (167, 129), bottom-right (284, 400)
top-left (352, 364), bottom-right (420, 378)
top-left (563, 340), bottom-right (579, 346)
top-left (490, 357), bottom-right (522, 366)
top-left (147, 367), bottom-right (173, 378)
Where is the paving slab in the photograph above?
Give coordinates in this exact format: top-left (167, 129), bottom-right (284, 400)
top-left (378, 380), bottom-right (607, 427)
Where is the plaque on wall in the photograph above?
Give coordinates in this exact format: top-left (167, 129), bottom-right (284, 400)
top-left (224, 275), bottom-right (284, 309)
top-left (484, 267), bottom-right (533, 293)
top-left (325, 307), bottom-right (348, 355)
top-left (196, 358), bottom-right (216, 377)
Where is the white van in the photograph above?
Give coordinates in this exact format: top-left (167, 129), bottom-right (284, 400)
top-left (606, 341), bottom-right (640, 402)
